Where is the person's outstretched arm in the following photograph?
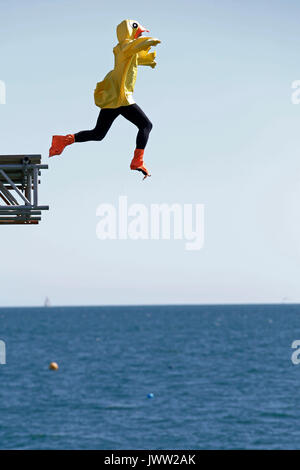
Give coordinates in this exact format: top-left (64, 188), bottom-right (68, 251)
top-left (122, 37), bottom-right (161, 58)
top-left (137, 48), bottom-right (157, 68)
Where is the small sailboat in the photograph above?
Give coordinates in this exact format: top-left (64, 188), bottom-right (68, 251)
top-left (44, 297), bottom-right (51, 308)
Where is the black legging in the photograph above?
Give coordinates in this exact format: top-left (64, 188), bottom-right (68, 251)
top-left (74, 103), bottom-right (153, 149)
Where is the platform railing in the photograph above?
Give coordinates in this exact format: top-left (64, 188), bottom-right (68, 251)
top-left (0, 155), bottom-right (49, 224)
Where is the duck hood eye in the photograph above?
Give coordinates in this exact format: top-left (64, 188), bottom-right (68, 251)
top-left (116, 19), bottom-right (149, 42)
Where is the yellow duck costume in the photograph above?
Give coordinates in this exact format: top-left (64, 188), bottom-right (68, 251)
top-left (49, 19), bottom-right (161, 179)
top-left (94, 19), bottom-right (159, 109)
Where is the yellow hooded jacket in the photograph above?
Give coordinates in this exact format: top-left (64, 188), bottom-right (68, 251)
top-left (94, 19), bottom-right (160, 109)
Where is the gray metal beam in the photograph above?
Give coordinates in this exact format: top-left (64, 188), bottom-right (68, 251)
top-left (0, 170), bottom-right (30, 205)
top-left (0, 155), bottom-right (49, 225)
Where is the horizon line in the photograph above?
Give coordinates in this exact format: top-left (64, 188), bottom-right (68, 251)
top-left (0, 301), bottom-right (298, 309)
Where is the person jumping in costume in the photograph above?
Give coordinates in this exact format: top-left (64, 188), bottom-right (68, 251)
top-left (49, 19), bottom-right (161, 179)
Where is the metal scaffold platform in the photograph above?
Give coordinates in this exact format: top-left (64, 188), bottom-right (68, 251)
top-left (0, 155), bottom-right (49, 224)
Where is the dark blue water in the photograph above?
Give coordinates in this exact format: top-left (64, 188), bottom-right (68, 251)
top-left (0, 304), bottom-right (299, 449)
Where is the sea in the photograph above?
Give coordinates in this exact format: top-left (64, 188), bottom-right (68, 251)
top-left (0, 304), bottom-right (299, 450)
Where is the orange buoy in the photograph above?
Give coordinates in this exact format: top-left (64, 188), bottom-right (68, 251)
top-left (49, 362), bottom-right (59, 370)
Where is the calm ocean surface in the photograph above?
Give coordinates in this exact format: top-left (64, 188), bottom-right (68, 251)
top-left (0, 304), bottom-right (299, 449)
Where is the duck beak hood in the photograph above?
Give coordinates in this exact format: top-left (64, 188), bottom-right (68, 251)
top-left (116, 19), bottom-right (149, 42)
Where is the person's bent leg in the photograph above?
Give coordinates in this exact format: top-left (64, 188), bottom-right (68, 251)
top-left (74, 108), bottom-right (120, 143)
top-left (120, 103), bottom-right (153, 149)
top-left (120, 104), bottom-right (153, 178)
top-left (49, 108), bottom-right (120, 157)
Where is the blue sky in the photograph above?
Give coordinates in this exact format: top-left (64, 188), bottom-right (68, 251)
top-left (1, 0), bottom-right (300, 306)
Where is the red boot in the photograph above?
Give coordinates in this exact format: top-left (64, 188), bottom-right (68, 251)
top-left (49, 134), bottom-right (75, 157)
top-left (130, 148), bottom-right (151, 180)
